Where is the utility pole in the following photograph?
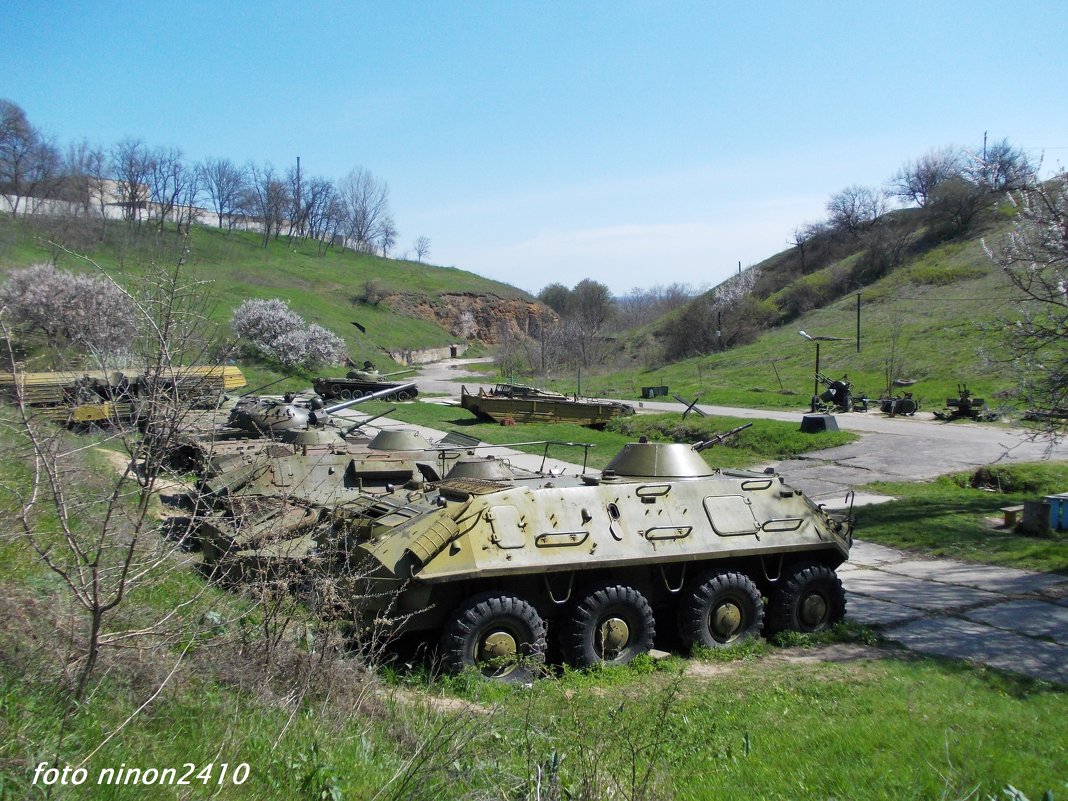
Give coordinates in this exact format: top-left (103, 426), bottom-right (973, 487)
top-left (295, 155), bottom-right (302, 237)
top-left (856, 293), bottom-right (861, 353)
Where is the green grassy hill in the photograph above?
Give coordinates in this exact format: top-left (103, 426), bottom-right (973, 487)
top-left (0, 215), bottom-right (532, 386)
top-left (574, 214), bottom-right (1024, 414)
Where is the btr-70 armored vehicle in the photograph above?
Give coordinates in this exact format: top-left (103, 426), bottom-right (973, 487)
top-left (320, 437), bottom-right (853, 682)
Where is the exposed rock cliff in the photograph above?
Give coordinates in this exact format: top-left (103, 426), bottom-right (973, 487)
top-left (383, 292), bottom-right (555, 344)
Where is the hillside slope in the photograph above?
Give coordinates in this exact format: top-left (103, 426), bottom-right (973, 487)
top-left (581, 213), bottom-right (1024, 413)
top-left (0, 215), bottom-right (544, 376)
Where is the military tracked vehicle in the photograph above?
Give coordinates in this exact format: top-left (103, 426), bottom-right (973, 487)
top-left (320, 437), bottom-right (853, 682)
top-left (169, 382), bottom-right (417, 471)
top-left (194, 446), bottom-right (543, 580)
top-left (313, 361), bottom-right (418, 401)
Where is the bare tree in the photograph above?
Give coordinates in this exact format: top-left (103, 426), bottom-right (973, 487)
top-left (338, 167), bottom-right (394, 253)
top-left (110, 138), bottom-right (152, 223)
top-left (826, 185), bottom-right (887, 238)
top-left (0, 253), bottom-right (227, 711)
top-left (985, 173), bottom-right (1068, 437)
top-left (247, 162), bottom-right (290, 247)
top-left (147, 146), bottom-right (190, 231)
top-left (925, 176), bottom-right (987, 236)
top-left (966, 136), bottom-right (1037, 193)
top-left (198, 157), bottom-right (248, 230)
top-left (0, 99), bottom-right (61, 216)
top-left (888, 146), bottom-right (964, 207)
top-left (377, 217), bottom-right (398, 257)
top-left (413, 235), bottom-right (431, 262)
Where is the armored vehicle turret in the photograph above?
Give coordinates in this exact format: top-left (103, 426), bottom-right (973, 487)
top-left (170, 382), bottom-right (417, 471)
top-left (320, 437), bottom-right (853, 682)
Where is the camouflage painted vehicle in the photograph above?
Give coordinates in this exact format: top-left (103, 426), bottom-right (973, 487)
top-left (313, 361), bottom-right (418, 401)
top-left (460, 383), bottom-right (635, 428)
top-left (193, 427), bottom-right (482, 568)
top-left (169, 382), bottom-right (417, 471)
top-left (320, 437), bottom-right (853, 681)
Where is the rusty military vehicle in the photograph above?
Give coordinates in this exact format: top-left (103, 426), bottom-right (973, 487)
top-left (460, 383), bottom-right (635, 428)
top-left (319, 435), bottom-right (853, 682)
top-left (0, 365), bottom-right (246, 425)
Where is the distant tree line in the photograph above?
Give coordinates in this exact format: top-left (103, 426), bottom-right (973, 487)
top-left (0, 98), bottom-right (430, 257)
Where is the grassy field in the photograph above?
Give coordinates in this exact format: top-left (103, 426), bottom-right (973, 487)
top-left (855, 463), bottom-right (1068, 574)
top-left (354, 400), bottom-right (856, 470)
top-left (1, 407), bottom-right (1066, 800)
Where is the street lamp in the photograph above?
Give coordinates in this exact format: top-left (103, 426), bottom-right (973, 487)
top-left (798, 331), bottom-right (849, 399)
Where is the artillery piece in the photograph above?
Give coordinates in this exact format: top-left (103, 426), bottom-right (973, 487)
top-left (934, 384), bottom-right (997, 422)
top-left (810, 372), bottom-right (867, 414)
top-left (313, 361), bottom-right (418, 401)
top-left (316, 430), bottom-right (853, 682)
top-left (878, 392), bottom-right (919, 417)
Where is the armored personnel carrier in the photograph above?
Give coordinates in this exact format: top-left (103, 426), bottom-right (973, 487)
top-left (313, 361), bottom-right (418, 401)
top-left (320, 437), bottom-right (853, 681)
top-left (192, 426), bottom-right (485, 569)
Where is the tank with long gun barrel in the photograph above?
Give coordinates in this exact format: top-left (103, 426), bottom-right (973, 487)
top-left (313, 360), bottom-right (419, 401)
top-left (167, 382), bottom-right (417, 470)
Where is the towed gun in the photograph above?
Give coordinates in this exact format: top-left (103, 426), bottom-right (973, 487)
top-left (694, 422), bottom-right (753, 452)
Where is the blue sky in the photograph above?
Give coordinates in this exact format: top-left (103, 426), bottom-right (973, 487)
top-left (5, 1), bottom-right (1067, 295)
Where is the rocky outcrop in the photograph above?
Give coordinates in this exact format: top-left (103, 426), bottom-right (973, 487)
top-left (383, 292), bottom-right (555, 344)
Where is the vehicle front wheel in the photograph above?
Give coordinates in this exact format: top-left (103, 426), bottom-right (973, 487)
top-left (440, 592), bottom-right (547, 683)
top-left (765, 563), bottom-right (846, 635)
top-left (562, 583), bottom-right (655, 668)
top-left (678, 570), bottom-right (764, 649)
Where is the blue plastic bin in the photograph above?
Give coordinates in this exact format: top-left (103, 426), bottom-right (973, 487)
top-left (1044, 492), bottom-right (1068, 531)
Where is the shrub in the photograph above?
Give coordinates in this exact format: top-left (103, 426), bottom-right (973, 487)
top-left (231, 298), bottom-right (345, 368)
top-left (0, 263), bottom-right (136, 355)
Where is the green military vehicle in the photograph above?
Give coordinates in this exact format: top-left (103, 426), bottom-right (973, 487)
top-left (319, 436), bottom-right (853, 682)
top-left (313, 361), bottom-right (418, 401)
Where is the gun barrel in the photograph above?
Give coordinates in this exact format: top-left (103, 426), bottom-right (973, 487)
top-left (382, 368), bottom-right (417, 378)
top-left (693, 422), bottom-right (753, 451)
top-left (323, 381), bottom-right (417, 414)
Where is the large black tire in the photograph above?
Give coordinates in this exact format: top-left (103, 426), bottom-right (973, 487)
top-left (678, 570), bottom-right (764, 649)
top-left (562, 583), bottom-right (656, 668)
top-left (440, 592), bottom-right (547, 683)
top-left (765, 563), bottom-right (846, 635)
